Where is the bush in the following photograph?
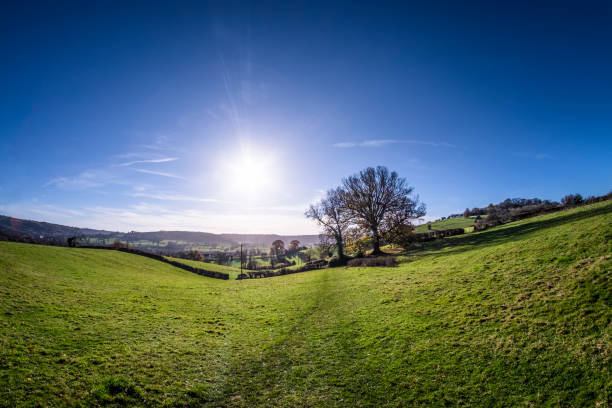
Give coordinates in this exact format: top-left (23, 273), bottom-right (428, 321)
top-left (561, 194), bottom-right (583, 207)
top-left (347, 256), bottom-right (396, 267)
top-left (111, 239), bottom-right (129, 249)
top-left (327, 257), bottom-right (346, 267)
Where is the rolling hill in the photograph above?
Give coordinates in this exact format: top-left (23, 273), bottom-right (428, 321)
top-left (0, 215), bottom-right (319, 249)
top-left (0, 201), bottom-right (610, 406)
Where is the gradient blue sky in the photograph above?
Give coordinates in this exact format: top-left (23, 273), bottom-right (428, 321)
top-left (1, 1), bottom-right (610, 234)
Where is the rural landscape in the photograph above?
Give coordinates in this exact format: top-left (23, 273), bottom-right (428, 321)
top-left (1, 172), bottom-right (610, 406)
top-left (1, 2), bottom-right (611, 407)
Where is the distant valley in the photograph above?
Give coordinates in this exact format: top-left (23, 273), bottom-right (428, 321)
top-left (0, 215), bottom-right (320, 252)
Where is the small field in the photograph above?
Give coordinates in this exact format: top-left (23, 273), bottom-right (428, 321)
top-left (1, 202), bottom-right (610, 407)
top-left (413, 216), bottom-right (478, 232)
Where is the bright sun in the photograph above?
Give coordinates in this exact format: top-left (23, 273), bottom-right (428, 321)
top-left (226, 145), bottom-right (275, 198)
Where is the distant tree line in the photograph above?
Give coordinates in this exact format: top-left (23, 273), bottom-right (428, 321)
top-left (467, 192), bottom-right (611, 230)
top-left (0, 227), bottom-right (67, 246)
top-left (167, 239), bottom-right (310, 271)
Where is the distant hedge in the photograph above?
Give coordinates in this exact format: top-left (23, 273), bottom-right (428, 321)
top-left (237, 259), bottom-right (327, 280)
top-left (347, 256), bottom-right (396, 267)
top-left (411, 228), bottom-right (465, 242)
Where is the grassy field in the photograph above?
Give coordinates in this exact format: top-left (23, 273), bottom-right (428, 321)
top-left (413, 216), bottom-right (478, 233)
top-left (1, 202), bottom-right (610, 407)
top-left (165, 257), bottom-right (242, 279)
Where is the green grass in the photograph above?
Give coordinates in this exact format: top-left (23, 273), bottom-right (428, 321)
top-left (413, 216), bottom-right (478, 233)
top-left (286, 255), bottom-right (304, 266)
top-left (1, 201), bottom-right (610, 407)
top-left (165, 257), bottom-right (242, 279)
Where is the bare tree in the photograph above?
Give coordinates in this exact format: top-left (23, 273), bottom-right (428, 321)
top-left (305, 187), bottom-right (352, 262)
top-left (341, 166), bottom-right (425, 255)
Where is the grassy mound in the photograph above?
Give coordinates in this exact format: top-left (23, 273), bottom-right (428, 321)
top-left (1, 201), bottom-right (610, 407)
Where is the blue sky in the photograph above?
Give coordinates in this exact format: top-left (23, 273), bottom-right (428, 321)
top-left (1, 1), bottom-right (610, 234)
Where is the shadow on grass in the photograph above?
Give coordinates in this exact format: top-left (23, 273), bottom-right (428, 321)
top-left (406, 203), bottom-right (612, 259)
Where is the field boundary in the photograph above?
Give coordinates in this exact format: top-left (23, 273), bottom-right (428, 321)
top-left (77, 246), bottom-right (230, 280)
top-left (237, 259), bottom-right (328, 279)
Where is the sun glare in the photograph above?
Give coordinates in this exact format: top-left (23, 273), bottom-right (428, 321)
top-left (224, 144), bottom-right (276, 199)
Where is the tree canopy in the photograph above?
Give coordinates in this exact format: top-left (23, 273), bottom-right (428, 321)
top-left (341, 166), bottom-right (425, 254)
top-left (306, 166), bottom-right (426, 258)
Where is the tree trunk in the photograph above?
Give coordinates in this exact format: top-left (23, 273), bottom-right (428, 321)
top-left (335, 235), bottom-right (346, 263)
top-left (371, 230), bottom-right (382, 255)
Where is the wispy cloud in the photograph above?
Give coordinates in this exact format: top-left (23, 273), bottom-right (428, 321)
top-left (513, 152), bottom-right (551, 159)
top-left (133, 169), bottom-right (186, 180)
top-left (333, 139), bottom-right (456, 148)
top-left (118, 157), bottom-right (178, 167)
top-left (128, 192), bottom-right (228, 203)
top-left (140, 135), bottom-right (173, 151)
top-left (360, 139), bottom-right (397, 147)
top-left (114, 152), bottom-right (145, 159)
top-left (332, 142), bottom-right (357, 148)
top-left (44, 170), bottom-right (111, 190)
top-left (0, 202), bottom-right (86, 223)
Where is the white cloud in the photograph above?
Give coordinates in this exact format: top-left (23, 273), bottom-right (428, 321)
top-left (75, 204), bottom-right (318, 234)
top-left (128, 192), bottom-right (228, 203)
top-left (360, 139), bottom-right (397, 147)
top-left (44, 170), bottom-right (111, 189)
top-left (133, 169), bottom-right (186, 180)
top-left (333, 139), bottom-right (456, 148)
top-left (332, 142), bottom-right (357, 148)
top-left (114, 152), bottom-right (144, 159)
top-left (0, 203), bottom-right (85, 223)
top-left (118, 157), bottom-right (178, 167)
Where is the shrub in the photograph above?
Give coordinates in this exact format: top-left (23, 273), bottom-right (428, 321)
top-left (347, 256), bottom-right (396, 267)
top-left (327, 257), bottom-right (345, 267)
top-left (111, 239), bottom-right (128, 249)
top-left (484, 212), bottom-right (502, 225)
top-left (561, 194), bottom-right (583, 207)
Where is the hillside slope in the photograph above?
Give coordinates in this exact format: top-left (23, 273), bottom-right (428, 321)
top-left (0, 201), bottom-right (610, 407)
